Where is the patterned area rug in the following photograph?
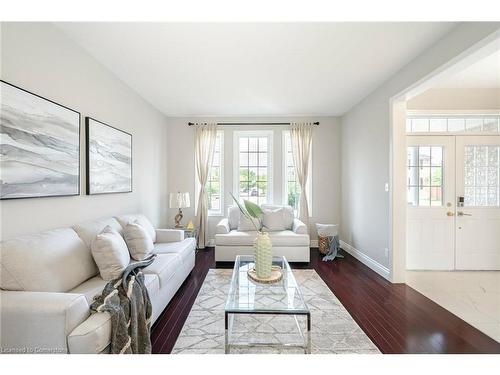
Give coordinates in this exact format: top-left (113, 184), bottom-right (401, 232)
top-left (172, 269), bottom-right (380, 354)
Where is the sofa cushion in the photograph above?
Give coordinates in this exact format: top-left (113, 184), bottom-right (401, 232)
top-left (227, 206), bottom-right (240, 230)
top-left (122, 222), bottom-right (154, 261)
top-left (115, 214), bottom-right (156, 243)
top-left (73, 217), bottom-right (123, 249)
top-left (238, 214), bottom-right (257, 231)
top-left (70, 274), bottom-right (159, 305)
top-left (153, 238), bottom-right (196, 265)
top-left (215, 230), bottom-right (309, 247)
top-left (91, 226), bottom-right (130, 281)
top-left (261, 204), bottom-right (294, 229)
top-left (0, 228), bottom-right (98, 292)
top-left (262, 207), bottom-right (287, 231)
top-left (142, 254), bottom-right (182, 288)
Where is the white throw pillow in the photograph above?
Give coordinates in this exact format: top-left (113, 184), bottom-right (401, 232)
top-left (123, 221), bottom-right (154, 260)
top-left (262, 208), bottom-right (287, 231)
top-left (261, 204), bottom-right (294, 229)
top-left (237, 214), bottom-right (258, 231)
top-left (91, 226), bottom-right (130, 281)
top-left (227, 206), bottom-right (241, 230)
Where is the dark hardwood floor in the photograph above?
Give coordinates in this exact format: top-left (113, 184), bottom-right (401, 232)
top-left (151, 248), bottom-right (500, 354)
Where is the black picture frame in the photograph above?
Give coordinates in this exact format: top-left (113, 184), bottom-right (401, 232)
top-left (0, 80), bottom-right (81, 200)
top-left (85, 117), bottom-right (132, 195)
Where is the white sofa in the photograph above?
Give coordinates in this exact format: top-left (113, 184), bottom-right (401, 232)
top-left (215, 205), bottom-right (310, 262)
top-left (0, 214), bottom-right (195, 354)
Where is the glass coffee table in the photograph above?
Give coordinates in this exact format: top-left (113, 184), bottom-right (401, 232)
top-left (224, 255), bottom-right (311, 354)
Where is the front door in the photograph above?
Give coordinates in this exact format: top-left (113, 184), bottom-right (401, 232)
top-left (406, 135), bottom-right (500, 270)
top-left (406, 136), bottom-right (456, 270)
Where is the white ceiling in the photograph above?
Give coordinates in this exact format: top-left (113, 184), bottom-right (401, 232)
top-left (436, 50), bottom-right (500, 89)
top-left (56, 22), bottom-right (457, 117)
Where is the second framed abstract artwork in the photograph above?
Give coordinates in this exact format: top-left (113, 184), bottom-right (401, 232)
top-left (85, 117), bottom-right (132, 195)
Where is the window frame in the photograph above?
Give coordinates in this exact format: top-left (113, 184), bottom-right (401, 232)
top-left (282, 130), bottom-right (313, 216)
top-left (406, 145), bottom-right (444, 207)
top-left (233, 130), bottom-right (273, 205)
top-left (406, 112), bottom-right (500, 135)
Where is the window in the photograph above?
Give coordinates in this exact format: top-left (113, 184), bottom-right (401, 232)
top-left (406, 115), bottom-right (500, 134)
top-left (464, 145), bottom-right (499, 207)
top-left (234, 131), bottom-right (272, 205)
top-left (207, 131), bottom-right (223, 215)
top-left (283, 131), bottom-right (312, 216)
top-left (407, 146), bottom-right (443, 206)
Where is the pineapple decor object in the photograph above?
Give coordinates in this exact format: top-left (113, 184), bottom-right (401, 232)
top-left (230, 193), bottom-right (273, 279)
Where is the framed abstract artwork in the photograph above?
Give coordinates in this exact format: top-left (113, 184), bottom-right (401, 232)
top-left (0, 80), bottom-right (81, 200)
top-left (85, 117), bottom-right (132, 195)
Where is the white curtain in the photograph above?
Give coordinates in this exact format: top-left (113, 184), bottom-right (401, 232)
top-left (194, 123), bottom-right (218, 249)
top-left (290, 122), bottom-right (314, 230)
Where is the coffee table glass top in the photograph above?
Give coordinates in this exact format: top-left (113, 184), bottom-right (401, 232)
top-left (225, 255), bottom-right (309, 314)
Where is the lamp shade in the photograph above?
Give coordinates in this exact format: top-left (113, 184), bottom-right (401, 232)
top-left (169, 192), bottom-right (190, 209)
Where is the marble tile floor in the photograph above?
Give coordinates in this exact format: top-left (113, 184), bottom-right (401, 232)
top-left (406, 270), bottom-right (500, 342)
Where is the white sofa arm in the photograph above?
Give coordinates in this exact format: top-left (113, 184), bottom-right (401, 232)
top-left (216, 218), bottom-right (230, 234)
top-left (292, 218), bottom-right (308, 234)
top-left (68, 311), bottom-right (112, 354)
top-left (155, 228), bottom-right (184, 243)
top-left (0, 290), bottom-right (90, 354)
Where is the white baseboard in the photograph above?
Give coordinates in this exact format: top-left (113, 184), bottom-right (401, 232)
top-left (339, 240), bottom-right (390, 280)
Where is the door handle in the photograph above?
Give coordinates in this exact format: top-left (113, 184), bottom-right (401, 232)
top-left (446, 212), bottom-right (455, 217)
top-left (457, 211), bottom-right (472, 216)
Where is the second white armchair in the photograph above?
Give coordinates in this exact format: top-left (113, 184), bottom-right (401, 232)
top-left (215, 205), bottom-right (310, 262)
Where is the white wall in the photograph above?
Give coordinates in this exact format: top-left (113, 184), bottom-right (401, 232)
top-left (340, 22), bottom-right (500, 274)
top-left (166, 116), bottom-right (340, 243)
top-left (407, 88), bottom-right (500, 110)
top-left (0, 23), bottom-right (169, 240)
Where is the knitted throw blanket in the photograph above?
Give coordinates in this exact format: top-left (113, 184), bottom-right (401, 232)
top-left (90, 256), bottom-right (156, 354)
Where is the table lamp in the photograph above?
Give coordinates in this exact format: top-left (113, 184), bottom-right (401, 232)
top-left (169, 192), bottom-right (190, 228)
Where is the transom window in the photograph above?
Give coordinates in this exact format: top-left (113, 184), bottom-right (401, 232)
top-left (407, 146), bottom-right (443, 206)
top-left (207, 131), bottom-right (224, 215)
top-left (234, 131), bottom-right (272, 205)
top-left (464, 145), bottom-right (499, 207)
top-left (406, 115), bottom-right (500, 134)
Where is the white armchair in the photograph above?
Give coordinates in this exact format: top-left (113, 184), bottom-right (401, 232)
top-left (214, 205), bottom-right (310, 262)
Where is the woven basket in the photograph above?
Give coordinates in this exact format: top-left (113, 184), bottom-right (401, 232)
top-left (318, 236), bottom-right (329, 255)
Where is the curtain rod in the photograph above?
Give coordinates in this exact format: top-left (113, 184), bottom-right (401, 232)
top-left (188, 121), bottom-right (320, 126)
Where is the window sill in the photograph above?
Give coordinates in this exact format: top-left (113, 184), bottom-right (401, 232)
top-left (208, 214), bottom-right (224, 218)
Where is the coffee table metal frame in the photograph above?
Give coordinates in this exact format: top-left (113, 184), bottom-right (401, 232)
top-left (224, 255), bottom-right (311, 354)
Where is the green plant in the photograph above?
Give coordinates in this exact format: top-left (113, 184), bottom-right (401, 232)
top-left (230, 192), bottom-right (263, 232)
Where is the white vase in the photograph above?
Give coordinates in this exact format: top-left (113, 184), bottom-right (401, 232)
top-left (254, 232), bottom-right (272, 278)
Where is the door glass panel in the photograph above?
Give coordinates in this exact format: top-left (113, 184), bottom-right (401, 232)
top-left (483, 117), bottom-right (499, 132)
top-left (448, 118), bottom-right (465, 132)
top-left (407, 146), bottom-right (444, 206)
top-left (429, 118), bottom-right (447, 132)
top-left (464, 145), bottom-right (500, 207)
top-left (466, 118), bottom-right (483, 132)
top-left (412, 119), bottom-right (429, 132)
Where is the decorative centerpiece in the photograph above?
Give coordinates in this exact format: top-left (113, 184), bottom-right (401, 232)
top-left (230, 193), bottom-right (276, 281)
